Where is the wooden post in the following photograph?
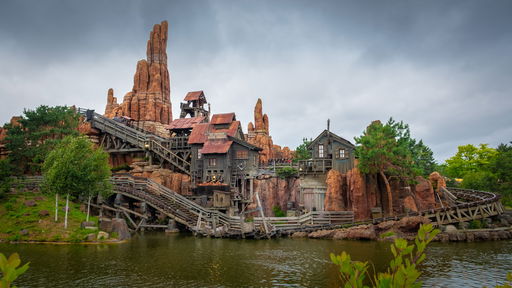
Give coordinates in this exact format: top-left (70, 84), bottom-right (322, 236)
top-left (64, 194), bottom-right (69, 229)
top-left (55, 193), bottom-right (59, 222)
top-left (255, 192), bottom-right (270, 238)
top-left (196, 211), bottom-right (202, 235)
top-left (86, 195), bottom-right (91, 222)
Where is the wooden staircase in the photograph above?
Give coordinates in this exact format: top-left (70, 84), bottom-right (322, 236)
top-left (79, 109), bottom-right (191, 175)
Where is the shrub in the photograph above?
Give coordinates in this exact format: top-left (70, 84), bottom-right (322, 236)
top-left (330, 224), bottom-right (439, 288)
top-left (276, 167), bottom-right (298, 179)
top-left (0, 252), bottom-right (30, 287)
top-left (272, 206), bottom-right (286, 217)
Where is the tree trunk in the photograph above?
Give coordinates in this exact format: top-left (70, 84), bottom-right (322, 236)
top-left (379, 170), bottom-right (393, 216)
top-left (55, 193), bottom-right (59, 222)
top-left (86, 195), bottom-right (91, 222)
top-left (64, 194), bottom-right (69, 229)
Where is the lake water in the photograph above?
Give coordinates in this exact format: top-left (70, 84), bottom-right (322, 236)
top-left (1, 233), bottom-right (511, 287)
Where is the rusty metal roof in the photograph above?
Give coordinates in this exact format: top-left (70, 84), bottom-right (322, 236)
top-left (184, 91), bottom-right (205, 101)
top-left (199, 139), bottom-right (233, 154)
top-left (166, 116), bottom-right (206, 130)
top-left (211, 113), bottom-right (236, 125)
top-left (188, 123), bottom-right (210, 144)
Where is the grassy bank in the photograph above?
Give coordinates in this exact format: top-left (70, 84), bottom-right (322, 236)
top-left (0, 188), bottom-right (99, 242)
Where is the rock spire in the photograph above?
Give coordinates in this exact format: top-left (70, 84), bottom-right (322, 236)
top-left (104, 21), bottom-right (172, 124)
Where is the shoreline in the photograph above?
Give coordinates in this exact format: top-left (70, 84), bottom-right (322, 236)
top-left (0, 239), bottom-right (128, 245)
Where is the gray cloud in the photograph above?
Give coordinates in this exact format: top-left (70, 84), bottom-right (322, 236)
top-left (1, 0), bottom-right (511, 162)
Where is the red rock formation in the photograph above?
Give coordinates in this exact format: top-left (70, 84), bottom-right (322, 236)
top-left (429, 171), bottom-right (446, 193)
top-left (246, 98), bottom-right (293, 164)
top-left (104, 88), bottom-right (120, 118)
top-left (403, 195), bottom-right (418, 212)
top-left (251, 176), bottom-right (300, 216)
top-left (104, 21), bottom-right (172, 124)
top-left (414, 176), bottom-right (436, 210)
top-left (324, 169), bottom-right (345, 211)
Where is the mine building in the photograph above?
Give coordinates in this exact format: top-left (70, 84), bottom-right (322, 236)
top-left (189, 113), bottom-right (261, 186)
top-left (180, 90), bottom-right (210, 119)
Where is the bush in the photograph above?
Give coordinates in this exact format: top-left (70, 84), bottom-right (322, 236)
top-left (272, 206), bottom-right (286, 217)
top-left (0, 252), bottom-right (30, 287)
top-left (330, 224), bottom-right (439, 288)
top-left (276, 167), bottom-right (298, 179)
top-left (469, 219), bottom-right (483, 229)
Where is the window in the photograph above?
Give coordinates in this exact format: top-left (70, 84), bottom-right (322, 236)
top-left (318, 144), bottom-right (324, 158)
top-left (208, 158), bottom-right (217, 167)
top-left (339, 149), bottom-right (346, 158)
top-left (198, 152), bottom-right (202, 159)
top-left (236, 150), bottom-right (248, 159)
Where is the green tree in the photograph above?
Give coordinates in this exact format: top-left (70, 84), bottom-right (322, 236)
top-left (3, 105), bottom-right (79, 174)
top-left (0, 159), bottom-right (13, 199)
top-left (294, 138), bottom-right (312, 161)
top-left (0, 252), bottom-right (29, 288)
top-left (42, 136), bottom-right (112, 227)
top-left (330, 224), bottom-right (440, 288)
top-left (491, 142), bottom-right (512, 206)
top-left (444, 144), bottom-right (498, 178)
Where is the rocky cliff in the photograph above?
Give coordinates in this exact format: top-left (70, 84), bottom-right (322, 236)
top-left (324, 166), bottom-right (441, 220)
top-left (104, 21), bottom-right (172, 124)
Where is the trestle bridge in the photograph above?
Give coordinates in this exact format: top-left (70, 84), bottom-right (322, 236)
top-left (17, 174), bottom-right (505, 238)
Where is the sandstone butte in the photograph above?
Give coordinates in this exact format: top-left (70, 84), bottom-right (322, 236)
top-left (247, 98), bottom-right (293, 164)
top-left (104, 20), bottom-right (172, 125)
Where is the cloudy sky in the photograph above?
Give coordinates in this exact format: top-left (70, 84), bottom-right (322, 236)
top-left (1, 0), bottom-right (511, 162)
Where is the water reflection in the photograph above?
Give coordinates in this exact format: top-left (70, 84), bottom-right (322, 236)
top-left (0, 234), bottom-right (510, 287)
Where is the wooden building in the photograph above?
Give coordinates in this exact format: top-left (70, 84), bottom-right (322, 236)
top-left (188, 113), bottom-right (261, 198)
top-left (298, 128), bottom-right (355, 174)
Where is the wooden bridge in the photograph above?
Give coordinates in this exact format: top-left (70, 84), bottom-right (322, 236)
top-left (78, 109), bottom-right (192, 175)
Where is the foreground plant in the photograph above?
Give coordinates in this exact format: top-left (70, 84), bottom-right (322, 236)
top-left (0, 253), bottom-right (29, 288)
top-left (330, 224), bottom-right (439, 288)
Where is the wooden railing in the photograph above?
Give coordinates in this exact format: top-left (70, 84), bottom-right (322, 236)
top-left (78, 109), bottom-right (191, 175)
top-left (297, 159), bottom-right (333, 174)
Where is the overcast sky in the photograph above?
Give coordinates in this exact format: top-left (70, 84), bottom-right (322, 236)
top-left (1, 0), bottom-right (511, 162)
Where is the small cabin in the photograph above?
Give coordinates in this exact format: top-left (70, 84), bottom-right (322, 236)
top-left (299, 129), bottom-right (355, 174)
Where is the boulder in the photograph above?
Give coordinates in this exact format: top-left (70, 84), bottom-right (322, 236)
top-left (414, 176), bottom-right (436, 210)
top-left (111, 218), bottom-right (131, 240)
top-left (308, 229), bottom-right (335, 239)
top-left (24, 200), bottom-right (36, 207)
top-left (403, 195), bottom-right (418, 212)
top-left (445, 225), bottom-right (458, 234)
top-left (334, 225), bottom-right (377, 240)
top-left (397, 216), bottom-right (431, 232)
top-left (97, 231), bottom-right (109, 240)
top-left (81, 221), bottom-right (96, 229)
top-left (86, 233), bottom-right (96, 241)
top-left (99, 219), bottom-right (112, 232)
top-left (458, 222), bottom-right (470, 230)
top-left (290, 232), bottom-right (308, 238)
top-left (38, 210), bottom-right (50, 217)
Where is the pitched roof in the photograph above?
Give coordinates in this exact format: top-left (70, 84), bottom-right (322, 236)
top-left (199, 139), bottom-right (233, 154)
top-left (188, 123), bottom-right (210, 144)
top-left (184, 91), bottom-right (206, 101)
top-left (228, 136), bottom-right (263, 151)
top-left (211, 113), bottom-right (236, 125)
top-left (308, 130), bottom-right (355, 149)
top-left (166, 116), bottom-right (206, 130)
